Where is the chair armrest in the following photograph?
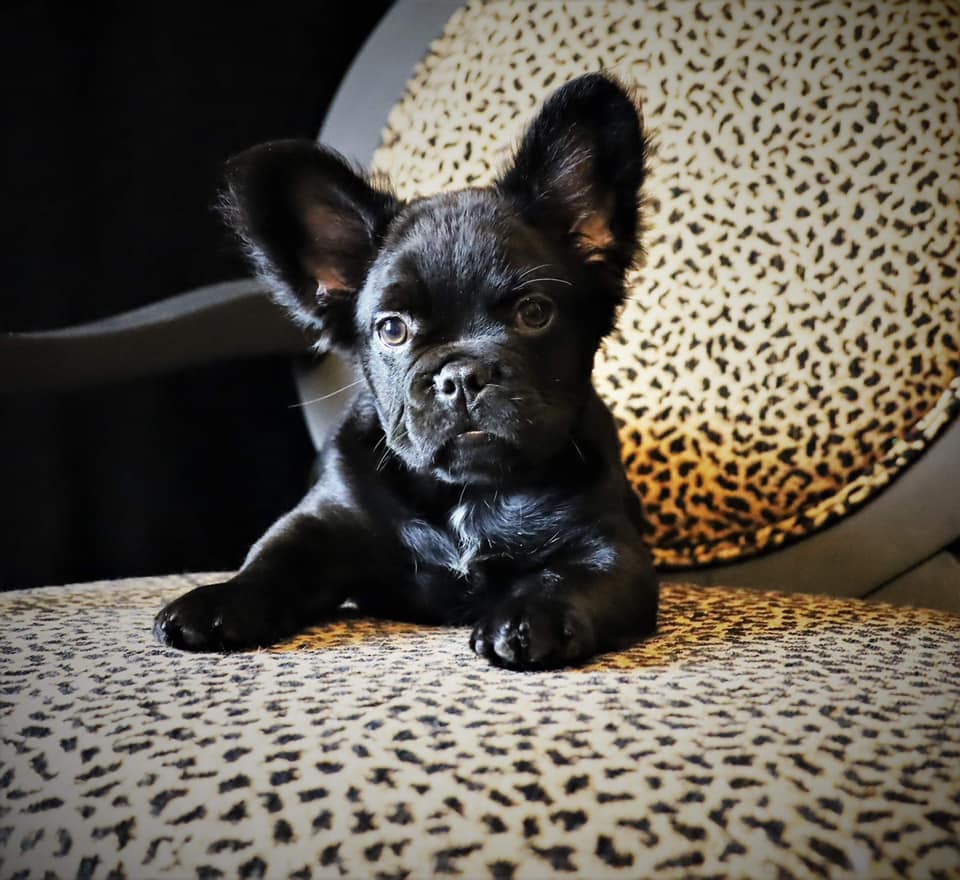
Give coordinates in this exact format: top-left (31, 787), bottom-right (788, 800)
top-left (0, 279), bottom-right (312, 392)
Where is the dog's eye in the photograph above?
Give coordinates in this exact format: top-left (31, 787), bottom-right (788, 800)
top-left (376, 316), bottom-right (409, 347)
top-left (514, 296), bottom-right (554, 331)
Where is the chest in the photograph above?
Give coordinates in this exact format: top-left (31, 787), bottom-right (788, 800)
top-left (399, 492), bottom-right (576, 580)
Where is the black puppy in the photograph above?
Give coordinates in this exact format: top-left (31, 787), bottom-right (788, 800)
top-left (154, 73), bottom-right (658, 669)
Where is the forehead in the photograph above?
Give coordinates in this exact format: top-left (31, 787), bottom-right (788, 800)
top-left (393, 190), bottom-right (508, 267)
top-left (361, 189), bottom-right (550, 313)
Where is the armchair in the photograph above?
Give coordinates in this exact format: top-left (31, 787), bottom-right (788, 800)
top-left (2, 3), bottom-right (958, 877)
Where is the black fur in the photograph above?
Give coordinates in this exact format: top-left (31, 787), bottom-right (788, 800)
top-left (154, 73), bottom-right (658, 670)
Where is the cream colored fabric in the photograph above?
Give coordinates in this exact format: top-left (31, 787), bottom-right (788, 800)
top-left (2, 575), bottom-right (959, 878)
top-left (371, 0), bottom-right (960, 567)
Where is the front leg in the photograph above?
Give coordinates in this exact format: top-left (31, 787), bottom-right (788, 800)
top-left (154, 506), bottom-right (373, 651)
top-left (471, 542), bottom-right (658, 670)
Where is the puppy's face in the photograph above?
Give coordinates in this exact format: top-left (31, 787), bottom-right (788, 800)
top-left (223, 74), bottom-right (648, 485)
top-left (354, 191), bottom-right (595, 483)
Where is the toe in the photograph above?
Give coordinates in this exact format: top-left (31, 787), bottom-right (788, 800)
top-left (152, 612), bottom-right (176, 646)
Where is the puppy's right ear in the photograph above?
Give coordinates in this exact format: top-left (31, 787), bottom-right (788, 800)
top-left (222, 140), bottom-right (401, 349)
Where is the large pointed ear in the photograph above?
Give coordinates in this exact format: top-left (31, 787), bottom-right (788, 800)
top-left (497, 73), bottom-right (648, 278)
top-left (221, 140), bottom-right (401, 349)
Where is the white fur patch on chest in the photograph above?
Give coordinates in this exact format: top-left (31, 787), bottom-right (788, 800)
top-left (398, 506), bottom-right (487, 579)
top-left (447, 502), bottom-right (485, 577)
top-left (400, 492), bottom-right (576, 579)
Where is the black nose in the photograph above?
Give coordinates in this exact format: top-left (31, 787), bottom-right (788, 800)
top-left (434, 360), bottom-right (494, 408)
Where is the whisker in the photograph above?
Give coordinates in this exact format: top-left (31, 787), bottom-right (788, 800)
top-left (290, 378), bottom-right (364, 408)
top-left (516, 262), bottom-right (552, 280)
top-left (570, 438), bottom-right (586, 462)
top-left (512, 276), bottom-right (573, 291)
top-left (376, 447), bottom-right (393, 473)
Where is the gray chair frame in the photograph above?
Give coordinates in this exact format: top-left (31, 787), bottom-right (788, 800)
top-left (3, 0), bottom-right (957, 610)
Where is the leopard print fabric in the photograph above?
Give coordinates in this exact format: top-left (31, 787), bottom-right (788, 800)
top-left (370, 0), bottom-right (960, 567)
top-left (2, 575), bottom-right (959, 878)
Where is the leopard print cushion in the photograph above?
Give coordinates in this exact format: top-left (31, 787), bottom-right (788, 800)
top-left (2, 575), bottom-right (959, 878)
top-left (370, 0), bottom-right (960, 567)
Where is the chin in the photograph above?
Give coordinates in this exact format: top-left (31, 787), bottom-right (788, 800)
top-left (430, 431), bottom-right (523, 486)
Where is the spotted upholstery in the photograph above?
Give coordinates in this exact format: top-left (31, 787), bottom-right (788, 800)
top-left (2, 575), bottom-right (959, 878)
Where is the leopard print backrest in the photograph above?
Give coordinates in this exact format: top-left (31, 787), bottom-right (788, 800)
top-left (370, 0), bottom-right (960, 568)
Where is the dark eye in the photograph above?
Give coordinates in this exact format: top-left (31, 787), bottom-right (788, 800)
top-left (376, 316), bottom-right (409, 347)
top-left (514, 296), bottom-right (554, 331)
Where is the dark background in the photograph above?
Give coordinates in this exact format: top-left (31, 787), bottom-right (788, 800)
top-left (0, 2), bottom-right (392, 589)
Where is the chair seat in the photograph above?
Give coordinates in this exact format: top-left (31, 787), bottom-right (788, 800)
top-left (2, 575), bottom-right (958, 878)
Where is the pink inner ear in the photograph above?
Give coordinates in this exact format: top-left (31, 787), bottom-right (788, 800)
top-left (546, 143), bottom-right (618, 263)
top-left (299, 198), bottom-right (372, 294)
top-left (308, 263), bottom-right (351, 297)
top-left (573, 211), bottom-right (615, 262)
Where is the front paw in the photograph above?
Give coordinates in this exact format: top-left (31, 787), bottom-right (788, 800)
top-left (470, 597), bottom-right (595, 670)
top-left (153, 581), bottom-right (274, 652)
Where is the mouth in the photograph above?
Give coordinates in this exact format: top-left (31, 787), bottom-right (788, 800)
top-left (432, 430), bottom-right (518, 483)
top-left (448, 429), bottom-right (512, 454)
top-left (455, 430), bottom-right (493, 444)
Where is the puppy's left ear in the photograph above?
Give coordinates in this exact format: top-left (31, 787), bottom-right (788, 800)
top-left (497, 72), bottom-right (648, 278)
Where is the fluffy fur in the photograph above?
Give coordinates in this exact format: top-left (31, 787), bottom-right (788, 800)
top-left (154, 73), bottom-right (658, 669)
